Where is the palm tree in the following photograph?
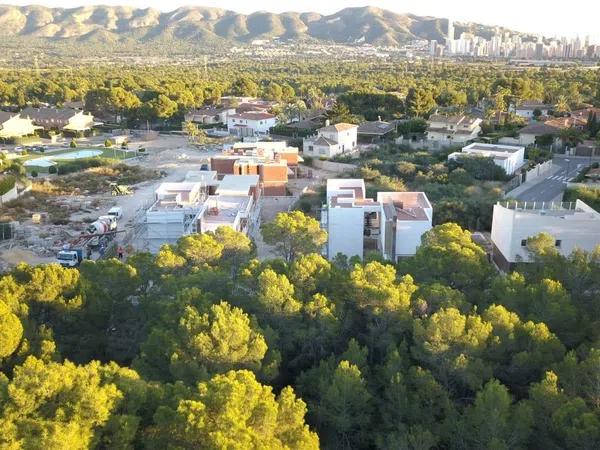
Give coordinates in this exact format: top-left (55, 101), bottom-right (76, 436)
top-left (183, 120), bottom-right (199, 143)
top-left (557, 127), bottom-right (585, 152)
top-left (554, 95), bottom-right (571, 116)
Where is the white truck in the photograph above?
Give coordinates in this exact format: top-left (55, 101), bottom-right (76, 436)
top-left (107, 207), bottom-right (123, 219)
top-left (87, 215), bottom-right (118, 235)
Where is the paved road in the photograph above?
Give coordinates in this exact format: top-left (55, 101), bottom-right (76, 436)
top-left (515, 155), bottom-right (600, 202)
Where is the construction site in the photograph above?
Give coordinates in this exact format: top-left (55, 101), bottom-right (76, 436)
top-left (0, 134), bottom-right (336, 270)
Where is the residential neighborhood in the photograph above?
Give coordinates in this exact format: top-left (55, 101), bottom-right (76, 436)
top-left (2, 3), bottom-right (600, 448)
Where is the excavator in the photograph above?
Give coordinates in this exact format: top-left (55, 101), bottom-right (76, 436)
top-left (110, 182), bottom-right (133, 196)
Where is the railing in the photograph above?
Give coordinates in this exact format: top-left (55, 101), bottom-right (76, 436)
top-left (498, 200), bottom-right (577, 211)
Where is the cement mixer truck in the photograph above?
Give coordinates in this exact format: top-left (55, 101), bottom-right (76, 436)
top-left (86, 215), bottom-right (117, 235)
top-left (56, 213), bottom-right (121, 266)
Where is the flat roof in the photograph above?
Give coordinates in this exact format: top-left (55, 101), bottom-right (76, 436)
top-left (184, 170), bottom-right (219, 183)
top-left (216, 175), bottom-right (259, 195)
top-left (377, 192), bottom-right (432, 221)
top-left (203, 195), bottom-right (250, 224)
top-left (463, 143), bottom-right (524, 154)
top-left (497, 200), bottom-right (600, 219)
top-left (155, 182), bottom-right (201, 195)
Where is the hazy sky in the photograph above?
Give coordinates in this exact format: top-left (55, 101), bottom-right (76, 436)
top-left (5, 0), bottom-right (600, 39)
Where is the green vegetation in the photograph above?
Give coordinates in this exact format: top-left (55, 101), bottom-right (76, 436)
top-left (336, 144), bottom-right (505, 229)
top-left (0, 59), bottom-right (598, 129)
top-left (0, 174), bottom-right (16, 196)
top-left (1, 219), bottom-right (600, 449)
top-left (564, 185), bottom-right (600, 210)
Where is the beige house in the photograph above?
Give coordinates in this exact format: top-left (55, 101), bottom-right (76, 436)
top-left (0, 111), bottom-right (40, 139)
top-left (426, 114), bottom-right (482, 147)
top-left (22, 106), bottom-right (95, 133)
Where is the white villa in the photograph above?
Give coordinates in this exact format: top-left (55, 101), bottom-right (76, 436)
top-left (322, 179), bottom-right (432, 261)
top-left (227, 112), bottom-right (278, 137)
top-left (303, 122), bottom-right (358, 158)
top-left (491, 200), bottom-right (600, 271)
top-left (145, 174), bottom-right (259, 252)
top-left (448, 142), bottom-right (525, 175)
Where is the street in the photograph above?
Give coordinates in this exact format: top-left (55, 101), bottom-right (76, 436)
top-left (514, 155), bottom-right (600, 202)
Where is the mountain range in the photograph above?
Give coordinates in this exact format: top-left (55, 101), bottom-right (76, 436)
top-left (0, 4), bottom-right (533, 48)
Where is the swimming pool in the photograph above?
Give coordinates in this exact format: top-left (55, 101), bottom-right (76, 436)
top-left (24, 149), bottom-right (103, 167)
top-left (51, 150), bottom-right (103, 160)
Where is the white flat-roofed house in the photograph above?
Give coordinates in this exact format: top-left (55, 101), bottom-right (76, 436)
top-left (322, 179), bottom-right (432, 261)
top-left (145, 175), bottom-right (259, 252)
top-left (227, 112), bottom-right (278, 137)
top-left (378, 192), bottom-right (433, 261)
top-left (491, 200), bottom-right (600, 271)
top-left (448, 142), bottom-right (525, 175)
top-left (199, 175), bottom-right (260, 235)
top-left (426, 114), bottom-right (482, 148)
top-left (511, 101), bottom-right (553, 119)
top-left (323, 179), bottom-right (376, 260)
top-left (303, 122), bottom-right (358, 158)
top-left (0, 111), bottom-right (40, 139)
top-left (22, 106), bottom-right (95, 133)
top-left (146, 182), bottom-right (209, 252)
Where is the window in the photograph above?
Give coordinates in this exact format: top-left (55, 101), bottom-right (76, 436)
top-left (521, 239), bottom-right (527, 247)
top-left (555, 240), bottom-right (562, 248)
top-left (319, 148), bottom-right (326, 155)
top-left (308, 145), bottom-right (314, 152)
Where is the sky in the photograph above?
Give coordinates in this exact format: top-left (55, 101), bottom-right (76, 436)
top-left (4, 0), bottom-right (600, 40)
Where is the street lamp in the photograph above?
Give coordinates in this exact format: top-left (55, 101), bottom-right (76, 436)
top-left (565, 158), bottom-right (571, 184)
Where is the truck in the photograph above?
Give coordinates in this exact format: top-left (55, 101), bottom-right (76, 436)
top-left (56, 248), bottom-right (83, 267)
top-left (87, 215), bottom-right (117, 235)
top-left (107, 206), bottom-right (123, 219)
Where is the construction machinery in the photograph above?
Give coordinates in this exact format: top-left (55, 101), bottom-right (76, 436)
top-left (110, 182), bottom-right (133, 196)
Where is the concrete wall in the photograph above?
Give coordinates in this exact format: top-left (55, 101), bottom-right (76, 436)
top-left (0, 185), bottom-right (18, 205)
top-left (525, 160), bottom-right (553, 183)
top-left (395, 220), bottom-right (431, 258)
top-left (327, 206), bottom-right (364, 260)
top-left (491, 204), bottom-right (516, 263)
top-left (312, 159), bottom-right (357, 173)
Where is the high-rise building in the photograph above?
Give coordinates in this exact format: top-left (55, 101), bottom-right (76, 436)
top-left (447, 19), bottom-right (454, 40)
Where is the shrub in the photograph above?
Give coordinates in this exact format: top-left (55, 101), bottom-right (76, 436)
top-left (30, 170), bottom-right (38, 178)
top-left (48, 166), bottom-right (57, 174)
top-left (104, 139), bottom-right (112, 148)
top-left (56, 157), bottom-right (110, 175)
top-left (70, 139), bottom-right (77, 148)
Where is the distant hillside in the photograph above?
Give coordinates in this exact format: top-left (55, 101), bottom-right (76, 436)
top-left (0, 4), bottom-right (530, 48)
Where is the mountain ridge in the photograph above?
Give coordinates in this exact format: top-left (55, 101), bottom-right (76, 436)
top-left (0, 4), bottom-right (532, 46)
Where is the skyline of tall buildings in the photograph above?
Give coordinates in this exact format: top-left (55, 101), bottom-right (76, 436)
top-left (429, 19), bottom-right (600, 60)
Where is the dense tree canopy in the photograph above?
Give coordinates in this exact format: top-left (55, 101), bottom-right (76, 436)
top-left (1, 219), bottom-right (599, 448)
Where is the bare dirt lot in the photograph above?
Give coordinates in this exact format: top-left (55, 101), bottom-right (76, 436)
top-left (0, 134), bottom-right (228, 270)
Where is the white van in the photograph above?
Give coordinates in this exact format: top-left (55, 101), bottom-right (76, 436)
top-left (108, 207), bottom-right (123, 219)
